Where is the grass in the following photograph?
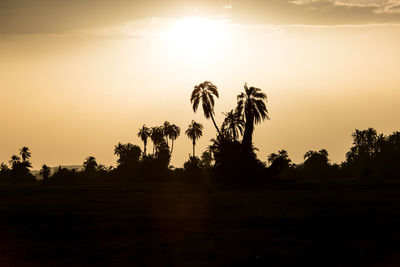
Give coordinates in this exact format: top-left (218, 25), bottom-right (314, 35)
top-left (0, 182), bottom-right (399, 266)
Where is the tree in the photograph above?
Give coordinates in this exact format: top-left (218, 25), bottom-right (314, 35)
top-left (83, 156), bottom-right (98, 173)
top-left (236, 83), bottom-right (269, 151)
top-left (19, 146), bottom-right (31, 162)
top-left (169, 124), bottom-right (181, 155)
top-left (150, 126), bottom-right (165, 154)
top-left (190, 81), bottom-right (222, 136)
top-left (200, 149), bottom-right (213, 168)
top-left (303, 149), bottom-right (330, 168)
top-left (185, 120), bottom-right (203, 157)
top-left (40, 164), bottom-right (51, 181)
top-left (267, 150), bottom-right (291, 177)
top-left (163, 121), bottom-right (172, 147)
top-left (0, 163), bottom-right (10, 176)
top-left (114, 143), bottom-right (142, 167)
top-left (138, 125), bottom-right (151, 155)
top-left (9, 155), bottom-right (21, 169)
top-left (221, 109), bottom-right (245, 141)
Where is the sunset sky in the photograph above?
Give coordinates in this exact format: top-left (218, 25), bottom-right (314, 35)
top-left (1, 0), bottom-right (400, 168)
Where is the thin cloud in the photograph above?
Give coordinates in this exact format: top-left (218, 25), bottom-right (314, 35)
top-left (2, 0), bottom-right (400, 35)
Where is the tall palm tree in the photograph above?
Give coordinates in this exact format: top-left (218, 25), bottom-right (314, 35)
top-left (185, 120), bottom-right (203, 157)
top-left (169, 124), bottom-right (181, 155)
top-left (221, 109), bottom-right (245, 141)
top-left (163, 121), bottom-right (172, 146)
top-left (150, 126), bottom-right (165, 154)
top-left (236, 83), bottom-right (269, 151)
top-left (190, 81), bottom-right (222, 136)
top-left (40, 164), bottom-right (51, 181)
top-left (19, 146), bottom-right (31, 162)
top-left (137, 125), bottom-right (151, 155)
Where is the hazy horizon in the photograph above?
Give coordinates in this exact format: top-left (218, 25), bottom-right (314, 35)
top-left (1, 0), bottom-right (400, 169)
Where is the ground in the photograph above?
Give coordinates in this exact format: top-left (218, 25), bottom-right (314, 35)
top-left (0, 181), bottom-right (399, 266)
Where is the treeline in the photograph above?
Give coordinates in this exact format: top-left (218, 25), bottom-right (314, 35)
top-left (0, 81), bottom-right (399, 185)
top-left (0, 129), bottom-right (399, 185)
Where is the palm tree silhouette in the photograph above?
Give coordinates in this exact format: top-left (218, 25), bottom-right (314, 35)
top-left (185, 120), bottom-right (203, 157)
top-left (40, 164), bottom-right (51, 181)
top-left (236, 83), bottom-right (269, 151)
top-left (190, 81), bottom-right (222, 136)
top-left (19, 146), bottom-right (31, 162)
top-left (163, 121), bottom-right (172, 147)
top-left (168, 124), bottom-right (181, 155)
top-left (114, 142), bottom-right (124, 158)
top-left (150, 126), bottom-right (165, 154)
top-left (138, 125), bottom-right (151, 155)
top-left (83, 156), bottom-right (98, 172)
top-left (9, 155), bottom-right (21, 168)
top-left (221, 109), bottom-right (245, 141)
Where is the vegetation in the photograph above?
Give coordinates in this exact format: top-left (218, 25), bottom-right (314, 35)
top-left (185, 120), bottom-right (204, 157)
top-left (0, 81), bottom-right (399, 185)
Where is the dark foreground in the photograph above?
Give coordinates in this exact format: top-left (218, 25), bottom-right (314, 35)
top-left (0, 182), bottom-right (399, 266)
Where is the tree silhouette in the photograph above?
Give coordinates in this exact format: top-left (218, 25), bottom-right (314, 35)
top-left (268, 150), bottom-right (291, 178)
top-left (150, 126), bottom-right (165, 154)
top-left (200, 149), bottom-right (213, 168)
top-left (19, 146), bottom-right (31, 162)
top-left (168, 124), bottom-right (181, 155)
top-left (9, 155), bottom-right (21, 169)
top-left (138, 125), bottom-right (151, 155)
top-left (303, 149), bottom-right (330, 171)
top-left (221, 109), bottom-right (245, 141)
top-left (163, 121), bottom-right (172, 147)
top-left (114, 143), bottom-right (142, 167)
top-left (185, 120), bottom-right (203, 157)
top-left (83, 156), bottom-right (98, 173)
top-left (40, 164), bottom-right (51, 181)
top-left (236, 83), bottom-right (269, 151)
top-left (191, 81), bottom-right (222, 136)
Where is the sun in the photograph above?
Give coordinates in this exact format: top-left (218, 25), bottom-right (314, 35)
top-left (164, 17), bottom-right (229, 62)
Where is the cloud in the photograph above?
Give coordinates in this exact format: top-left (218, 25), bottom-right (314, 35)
top-left (2, 0), bottom-right (400, 35)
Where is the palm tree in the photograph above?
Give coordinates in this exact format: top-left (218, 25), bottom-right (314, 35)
top-left (40, 164), bottom-right (51, 181)
top-left (83, 156), bottom-right (98, 172)
top-left (19, 146), bottom-right (31, 162)
top-left (163, 121), bottom-right (171, 146)
top-left (138, 125), bottom-right (151, 155)
top-left (236, 83), bottom-right (269, 151)
top-left (190, 81), bottom-right (222, 136)
top-left (221, 110), bottom-right (245, 141)
top-left (185, 120), bottom-right (203, 157)
top-left (9, 155), bottom-right (21, 168)
top-left (278, 149), bottom-right (289, 159)
top-left (169, 124), bottom-right (181, 155)
top-left (304, 150), bottom-right (316, 161)
top-left (267, 153), bottom-right (278, 166)
top-left (150, 126), bottom-right (165, 154)
top-left (114, 142), bottom-right (124, 158)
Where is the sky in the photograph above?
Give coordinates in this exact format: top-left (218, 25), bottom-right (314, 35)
top-left (1, 0), bottom-right (400, 168)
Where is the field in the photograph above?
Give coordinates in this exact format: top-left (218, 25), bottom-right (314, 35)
top-left (0, 182), bottom-right (399, 266)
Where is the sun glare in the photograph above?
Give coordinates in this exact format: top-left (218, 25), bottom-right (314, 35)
top-left (164, 17), bottom-right (229, 62)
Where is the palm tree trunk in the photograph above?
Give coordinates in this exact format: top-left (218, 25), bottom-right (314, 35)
top-left (171, 139), bottom-right (174, 155)
top-left (144, 141), bottom-right (147, 156)
top-left (210, 113), bottom-right (222, 136)
top-left (242, 114), bottom-right (254, 152)
top-left (193, 140), bottom-right (196, 157)
top-left (232, 126), bottom-right (237, 141)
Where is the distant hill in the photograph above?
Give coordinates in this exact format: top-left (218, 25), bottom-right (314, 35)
top-left (31, 165), bottom-right (83, 179)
